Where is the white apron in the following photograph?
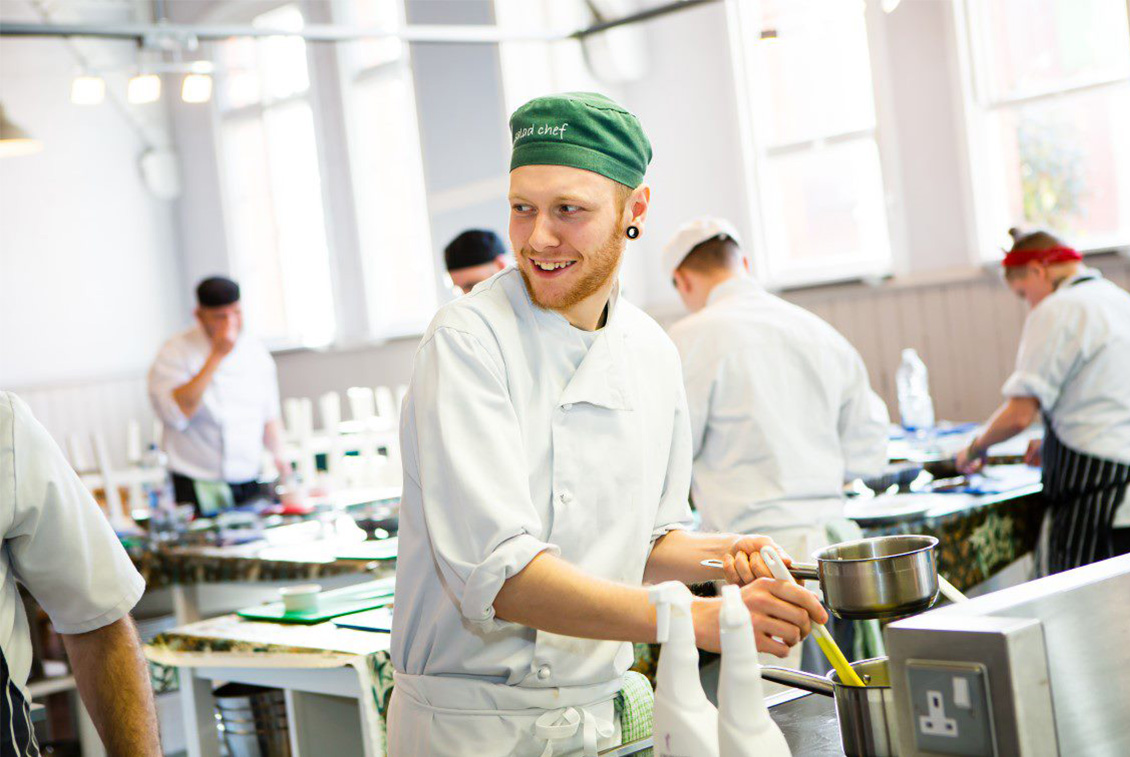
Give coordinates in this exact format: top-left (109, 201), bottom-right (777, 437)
top-left (388, 673), bottom-right (622, 757)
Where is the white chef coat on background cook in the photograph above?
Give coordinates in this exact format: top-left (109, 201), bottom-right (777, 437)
top-left (1002, 268), bottom-right (1130, 524)
top-left (389, 268), bottom-right (693, 756)
top-left (147, 324), bottom-right (281, 483)
top-left (668, 278), bottom-right (889, 537)
top-left (0, 392), bottom-right (146, 701)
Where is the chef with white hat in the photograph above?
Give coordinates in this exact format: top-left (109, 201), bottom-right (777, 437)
top-left (663, 218), bottom-right (889, 668)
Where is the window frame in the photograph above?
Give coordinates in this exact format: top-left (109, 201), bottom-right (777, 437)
top-left (332, 0), bottom-right (441, 341)
top-left (725, 0), bottom-right (906, 290)
top-left (209, 2), bottom-right (339, 350)
top-left (952, 0), bottom-right (1130, 261)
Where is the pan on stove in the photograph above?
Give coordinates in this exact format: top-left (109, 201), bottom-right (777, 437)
top-left (705, 534), bottom-right (967, 620)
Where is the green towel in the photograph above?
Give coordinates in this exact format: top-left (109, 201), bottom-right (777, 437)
top-left (824, 517), bottom-right (886, 661)
top-left (615, 671), bottom-right (654, 744)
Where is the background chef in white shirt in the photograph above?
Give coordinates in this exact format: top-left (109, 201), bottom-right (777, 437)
top-left (148, 276), bottom-right (288, 515)
top-left (1, 392), bottom-right (159, 756)
top-left (957, 229), bottom-right (1130, 572)
top-left (663, 218), bottom-right (889, 670)
top-left (445, 228), bottom-right (510, 295)
top-left (389, 93), bottom-right (826, 757)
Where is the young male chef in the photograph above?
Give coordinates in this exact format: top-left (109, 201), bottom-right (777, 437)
top-left (389, 93), bottom-right (827, 756)
top-left (957, 229), bottom-right (1130, 572)
top-left (661, 218), bottom-right (889, 670)
top-left (148, 277), bottom-right (288, 514)
top-left (445, 228), bottom-right (510, 295)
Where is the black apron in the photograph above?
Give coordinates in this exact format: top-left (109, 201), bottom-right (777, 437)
top-left (0, 649), bottom-right (40, 757)
top-left (1040, 273), bottom-right (1130, 573)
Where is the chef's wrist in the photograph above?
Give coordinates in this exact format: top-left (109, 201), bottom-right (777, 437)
top-left (967, 438), bottom-right (987, 461)
top-left (690, 598), bottom-right (721, 653)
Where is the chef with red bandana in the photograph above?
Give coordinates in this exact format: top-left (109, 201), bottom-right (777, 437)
top-left (957, 228), bottom-right (1130, 573)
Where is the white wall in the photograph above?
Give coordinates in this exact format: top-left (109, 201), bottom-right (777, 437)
top-left (0, 2), bottom-right (185, 389)
top-left (8, 0), bottom-right (1130, 457)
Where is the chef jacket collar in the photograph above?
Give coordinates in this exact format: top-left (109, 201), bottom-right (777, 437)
top-left (523, 279), bottom-right (634, 412)
top-left (706, 276), bottom-right (763, 308)
top-left (1059, 266), bottom-right (1102, 289)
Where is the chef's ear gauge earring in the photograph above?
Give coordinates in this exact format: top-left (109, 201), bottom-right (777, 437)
top-left (626, 225), bottom-right (640, 239)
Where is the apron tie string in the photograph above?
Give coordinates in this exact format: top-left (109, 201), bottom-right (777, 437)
top-left (535, 705), bottom-right (614, 757)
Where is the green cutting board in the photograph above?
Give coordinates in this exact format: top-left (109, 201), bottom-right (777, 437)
top-left (335, 537), bottom-right (398, 561)
top-left (237, 579), bottom-right (396, 625)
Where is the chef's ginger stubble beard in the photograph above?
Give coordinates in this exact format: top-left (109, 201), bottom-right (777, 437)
top-left (516, 189), bottom-right (634, 313)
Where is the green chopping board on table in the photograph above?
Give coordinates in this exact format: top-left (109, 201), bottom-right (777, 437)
top-left (237, 579), bottom-right (396, 625)
top-left (334, 537), bottom-right (398, 561)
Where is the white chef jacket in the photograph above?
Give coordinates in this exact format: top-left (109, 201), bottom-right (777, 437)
top-left (147, 325), bottom-right (281, 483)
top-left (391, 267), bottom-right (692, 698)
top-left (0, 392), bottom-right (146, 702)
top-left (668, 277), bottom-right (889, 535)
top-left (1002, 269), bottom-right (1130, 524)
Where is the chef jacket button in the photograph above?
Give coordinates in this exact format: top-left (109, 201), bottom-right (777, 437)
top-left (537, 665), bottom-right (552, 680)
top-left (558, 491), bottom-right (572, 504)
top-left (562, 403), bottom-right (573, 412)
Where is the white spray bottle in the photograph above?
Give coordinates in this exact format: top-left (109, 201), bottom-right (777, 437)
top-left (717, 583), bottom-right (792, 757)
top-left (649, 581), bottom-right (719, 757)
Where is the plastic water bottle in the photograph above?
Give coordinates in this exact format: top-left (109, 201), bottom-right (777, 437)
top-left (896, 348), bottom-right (935, 432)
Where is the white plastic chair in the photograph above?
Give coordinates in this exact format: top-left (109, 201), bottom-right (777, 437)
top-left (282, 397), bottom-right (316, 483)
top-left (92, 432), bottom-right (131, 530)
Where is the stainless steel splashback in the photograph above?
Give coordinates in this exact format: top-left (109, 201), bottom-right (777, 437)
top-left (886, 554), bottom-right (1130, 756)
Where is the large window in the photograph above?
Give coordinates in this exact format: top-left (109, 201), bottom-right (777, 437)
top-left (214, 5), bottom-right (337, 348)
top-left (730, 0), bottom-right (895, 287)
top-left (337, 0), bottom-right (437, 338)
top-left (956, 0), bottom-right (1130, 256)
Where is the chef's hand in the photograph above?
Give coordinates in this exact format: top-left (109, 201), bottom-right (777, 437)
top-left (274, 456), bottom-right (292, 484)
top-left (693, 579), bottom-right (828, 657)
top-left (1025, 439), bottom-right (1042, 467)
top-left (723, 535), bottom-right (793, 586)
top-left (209, 322), bottom-right (238, 358)
top-left (956, 441), bottom-right (985, 475)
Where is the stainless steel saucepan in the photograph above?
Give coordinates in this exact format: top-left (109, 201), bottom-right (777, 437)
top-left (761, 657), bottom-right (897, 757)
top-left (702, 534), bottom-right (967, 620)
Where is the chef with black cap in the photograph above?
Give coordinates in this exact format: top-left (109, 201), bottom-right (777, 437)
top-left (444, 228), bottom-right (510, 295)
top-left (147, 276), bottom-right (288, 514)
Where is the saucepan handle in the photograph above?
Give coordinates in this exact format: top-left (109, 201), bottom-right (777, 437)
top-left (759, 666), bottom-right (835, 696)
top-left (699, 559), bottom-right (820, 583)
top-left (788, 562), bottom-right (820, 581)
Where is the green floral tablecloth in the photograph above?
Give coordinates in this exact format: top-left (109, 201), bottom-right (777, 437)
top-left (146, 612), bottom-right (651, 756)
top-left (129, 542), bottom-right (379, 590)
top-left (146, 610), bottom-right (394, 753)
top-left (860, 490), bottom-right (1047, 591)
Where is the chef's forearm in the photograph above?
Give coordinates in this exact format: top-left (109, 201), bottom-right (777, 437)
top-left (172, 353), bottom-right (223, 418)
top-left (263, 418), bottom-right (286, 460)
top-left (643, 529), bottom-right (739, 584)
top-left (61, 617), bottom-right (161, 756)
top-left (493, 552), bottom-right (659, 643)
top-left (971, 397), bottom-right (1040, 456)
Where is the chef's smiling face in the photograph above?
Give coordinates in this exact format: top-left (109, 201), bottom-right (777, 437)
top-left (509, 164), bottom-right (646, 317)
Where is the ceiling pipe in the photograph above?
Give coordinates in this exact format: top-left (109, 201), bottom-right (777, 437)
top-left (0, 0), bottom-right (721, 45)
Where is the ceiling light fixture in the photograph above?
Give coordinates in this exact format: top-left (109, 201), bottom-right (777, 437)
top-left (70, 74), bottom-right (105, 105)
top-left (0, 104), bottom-right (42, 157)
top-left (127, 73), bottom-right (162, 104)
top-left (181, 73), bottom-right (212, 103)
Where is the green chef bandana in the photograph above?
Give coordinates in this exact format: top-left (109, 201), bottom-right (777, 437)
top-left (509, 92), bottom-right (653, 188)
